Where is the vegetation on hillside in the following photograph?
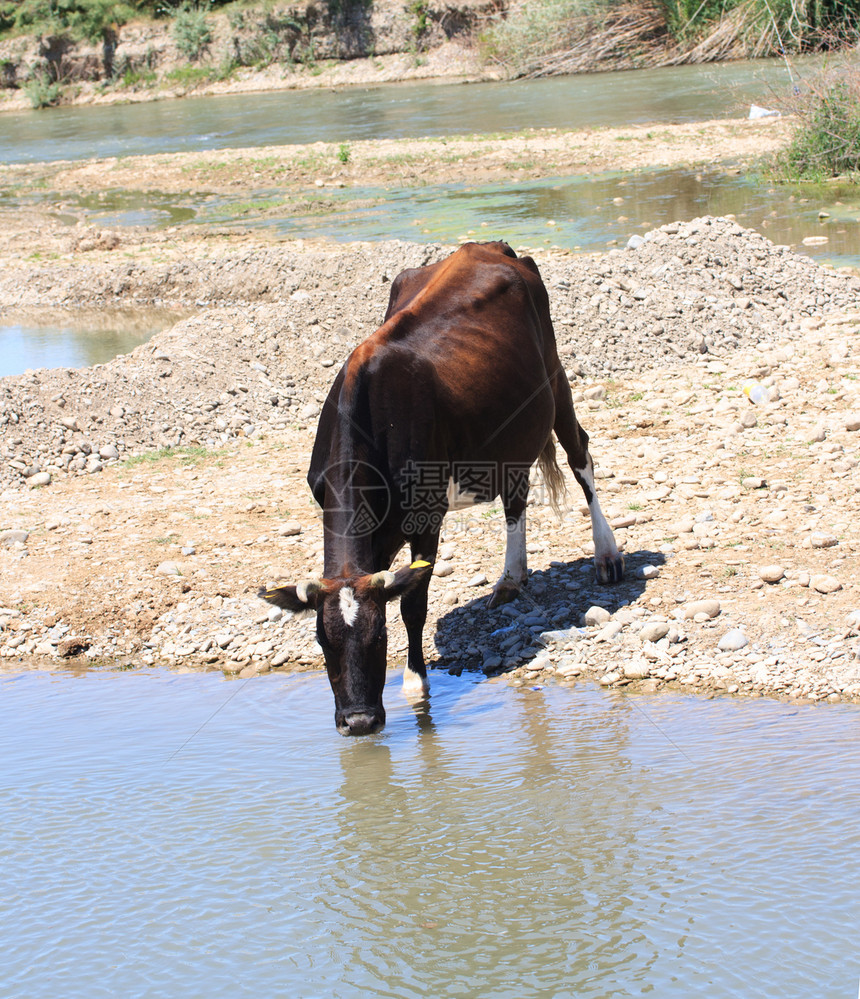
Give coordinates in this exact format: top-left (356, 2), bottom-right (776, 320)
top-left (479, 0), bottom-right (860, 77)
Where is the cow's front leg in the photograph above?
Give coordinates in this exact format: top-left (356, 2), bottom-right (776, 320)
top-left (489, 507), bottom-right (527, 608)
top-left (400, 536), bottom-right (438, 698)
top-left (573, 454), bottom-right (623, 584)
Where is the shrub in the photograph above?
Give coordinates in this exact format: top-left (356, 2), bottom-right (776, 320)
top-left (24, 72), bottom-right (62, 107)
top-left (779, 74), bottom-right (860, 180)
top-left (172, 1), bottom-right (211, 60)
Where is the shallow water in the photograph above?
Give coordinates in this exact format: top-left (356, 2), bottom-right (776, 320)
top-left (0, 58), bottom-right (805, 165)
top-left (0, 309), bottom-right (179, 378)
top-left (39, 166), bottom-right (860, 269)
top-left (1, 668), bottom-right (858, 998)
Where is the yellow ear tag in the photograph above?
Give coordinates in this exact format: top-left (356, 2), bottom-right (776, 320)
top-left (410, 560), bottom-right (432, 569)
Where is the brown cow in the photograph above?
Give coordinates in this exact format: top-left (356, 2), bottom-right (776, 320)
top-left (261, 242), bottom-right (622, 735)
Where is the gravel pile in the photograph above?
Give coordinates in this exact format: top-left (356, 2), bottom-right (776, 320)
top-left (1, 217), bottom-right (858, 495)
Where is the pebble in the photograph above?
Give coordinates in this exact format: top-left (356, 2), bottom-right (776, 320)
top-left (467, 572), bottom-right (488, 587)
top-left (718, 629), bottom-right (749, 652)
top-left (26, 472), bottom-right (51, 488)
top-left (583, 605), bottom-right (611, 626)
top-left (683, 599), bottom-right (721, 620)
top-left (811, 575), bottom-right (842, 594)
top-left (640, 621), bottom-right (670, 643)
top-left (277, 521), bottom-right (303, 536)
top-left (623, 660), bottom-right (651, 679)
top-left (156, 561), bottom-right (181, 576)
top-left (0, 529), bottom-right (28, 545)
top-left (595, 621), bottom-right (623, 643)
top-left (810, 532), bottom-right (838, 549)
top-left (759, 564), bottom-right (785, 584)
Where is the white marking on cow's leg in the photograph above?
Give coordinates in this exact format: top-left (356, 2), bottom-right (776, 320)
top-left (339, 586), bottom-right (358, 627)
top-left (575, 459), bottom-right (623, 584)
top-left (489, 512), bottom-right (527, 608)
top-left (402, 664), bottom-right (429, 698)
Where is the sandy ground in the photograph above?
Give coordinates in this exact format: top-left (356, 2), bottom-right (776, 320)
top-left (1, 114), bottom-right (859, 709)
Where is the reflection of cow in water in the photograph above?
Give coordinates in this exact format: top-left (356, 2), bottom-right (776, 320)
top-left (261, 241), bottom-right (623, 735)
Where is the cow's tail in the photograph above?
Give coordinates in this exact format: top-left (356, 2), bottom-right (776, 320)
top-left (537, 434), bottom-right (567, 519)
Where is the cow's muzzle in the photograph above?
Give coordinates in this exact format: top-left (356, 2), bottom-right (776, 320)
top-left (336, 707), bottom-right (386, 737)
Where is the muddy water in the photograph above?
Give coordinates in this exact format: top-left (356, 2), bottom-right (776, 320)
top-left (0, 309), bottom-right (182, 377)
top-left (2, 667), bottom-right (857, 998)
top-left (1, 58), bottom-right (802, 164)
top-left (51, 166), bottom-right (860, 269)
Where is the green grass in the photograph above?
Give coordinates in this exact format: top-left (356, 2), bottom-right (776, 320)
top-left (122, 446), bottom-right (222, 468)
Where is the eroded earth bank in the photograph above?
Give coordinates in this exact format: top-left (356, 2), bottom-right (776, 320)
top-left (1, 211), bottom-right (859, 705)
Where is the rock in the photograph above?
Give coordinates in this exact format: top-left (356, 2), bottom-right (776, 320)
top-left (595, 621), bottom-right (623, 642)
top-left (636, 564), bottom-right (660, 580)
top-left (623, 660), bottom-right (651, 679)
top-left (811, 575), bottom-right (842, 594)
top-left (0, 530), bottom-right (28, 546)
top-left (26, 472), bottom-right (51, 488)
top-left (467, 572), bottom-right (488, 587)
top-left (810, 532), bottom-right (838, 549)
top-left (156, 561), bottom-right (181, 576)
top-left (846, 414), bottom-right (860, 432)
top-left (683, 599), bottom-right (721, 620)
top-left (583, 605), bottom-right (611, 626)
top-left (759, 564), bottom-right (785, 584)
top-left (599, 671), bottom-right (622, 686)
top-left (277, 521), bottom-right (303, 536)
top-left (98, 444), bottom-right (119, 460)
top-left (57, 637), bottom-right (90, 658)
top-left (640, 621), bottom-right (670, 643)
top-left (539, 626), bottom-right (586, 645)
top-left (718, 629), bottom-right (749, 652)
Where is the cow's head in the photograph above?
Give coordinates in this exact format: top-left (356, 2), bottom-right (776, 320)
top-left (259, 562), bottom-right (432, 736)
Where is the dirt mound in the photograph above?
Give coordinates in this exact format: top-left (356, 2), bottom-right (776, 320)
top-left (1, 219), bottom-right (858, 495)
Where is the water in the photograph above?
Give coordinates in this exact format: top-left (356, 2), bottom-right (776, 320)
top-left (1, 667), bottom-right (858, 998)
top-left (0, 58), bottom-right (803, 165)
top-left (0, 309), bottom-right (181, 378)
top-left (34, 167), bottom-right (860, 269)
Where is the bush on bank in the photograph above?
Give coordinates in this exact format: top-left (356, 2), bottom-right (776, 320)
top-left (776, 70), bottom-right (860, 181)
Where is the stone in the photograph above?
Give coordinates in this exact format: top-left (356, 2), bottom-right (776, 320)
top-left (599, 671), bottom-right (622, 686)
top-left (846, 414), bottom-right (860, 432)
top-left (635, 564), bottom-right (660, 580)
top-left (467, 572), bottom-right (488, 588)
top-left (623, 660), bottom-right (651, 679)
top-left (759, 564), bottom-right (785, 584)
top-left (683, 599), bottom-right (721, 620)
top-left (595, 621), bottom-right (623, 643)
top-left (156, 561), bottom-right (181, 576)
top-left (539, 626), bottom-right (586, 646)
top-left (26, 472), bottom-right (51, 488)
top-left (718, 629), bottom-right (749, 652)
top-left (57, 637), bottom-right (90, 658)
top-left (810, 532), bottom-right (838, 549)
top-left (0, 530), bottom-right (28, 546)
top-left (640, 621), bottom-right (670, 643)
top-left (277, 521), bottom-right (303, 536)
top-left (583, 605), bottom-right (611, 626)
top-left (811, 574), bottom-right (842, 594)
top-left (98, 444), bottom-right (119, 460)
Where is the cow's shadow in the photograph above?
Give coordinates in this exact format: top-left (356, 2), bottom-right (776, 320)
top-left (431, 549), bottom-right (666, 676)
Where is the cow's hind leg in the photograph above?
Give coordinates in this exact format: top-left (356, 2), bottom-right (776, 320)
top-left (488, 466), bottom-right (530, 609)
top-left (554, 398), bottom-right (623, 584)
top-left (401, 531), bottom-right (440, 697)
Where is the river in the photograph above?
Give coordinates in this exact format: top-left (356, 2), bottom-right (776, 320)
top-left (1, 667), bottom-right (858, 998)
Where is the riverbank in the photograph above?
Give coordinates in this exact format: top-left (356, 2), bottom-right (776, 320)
top-left (0, 117), bottom-right (791, 199)
top-left (1, 213), bottom-right (858, 703)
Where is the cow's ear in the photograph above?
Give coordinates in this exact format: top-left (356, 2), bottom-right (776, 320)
top-left (258, 579), bottom-right (326, 612)
top-left (375, 560), bottom-right (434, 602)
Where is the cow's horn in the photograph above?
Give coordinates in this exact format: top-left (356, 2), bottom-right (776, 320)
top-left (296, 578), bottom-right (323, 603)
top-left (369, 570), bottom-right (396, 589)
